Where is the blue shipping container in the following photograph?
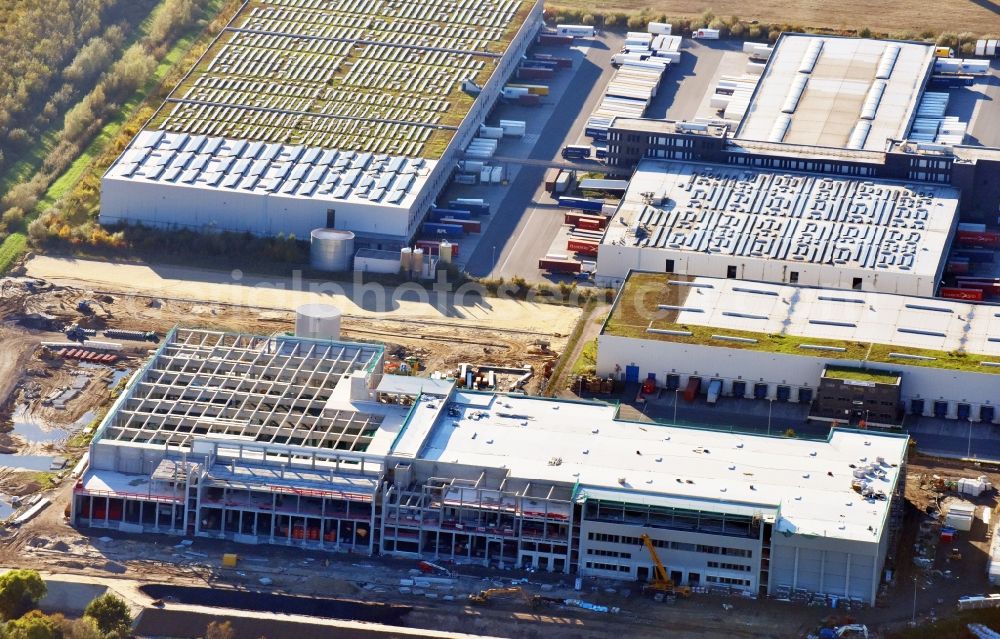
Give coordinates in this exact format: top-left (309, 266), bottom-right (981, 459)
top-left (423, 222), bottom-right (464, 236)
top-left (558, 197), bottom-right (604, 212)
top-left (430, 207), bottom-right (471, 221)
top-left (449, 201), bottom-right (489, 216)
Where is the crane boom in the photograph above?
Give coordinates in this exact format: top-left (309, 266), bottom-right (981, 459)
top-left (641, 534), bottom-right (670, 583)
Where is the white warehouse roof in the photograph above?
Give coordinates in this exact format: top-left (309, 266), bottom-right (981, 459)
top-left (391, 391), bottom-right (908, 543)
top-left (104, 130), bottom-right (434, 210)
top-left (736, 34), bottom-right (935, 151)
top-left (602, 160), bottom-right (958, 279)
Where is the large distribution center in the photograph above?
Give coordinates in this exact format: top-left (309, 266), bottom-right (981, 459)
top-left (74, 328), bottom-right (907, 605)
top-left (595, 160), bottom-right (960, 295)
top-left (597, 271), bottom-right (1000, 424)
top-left (604, 34), bottom-right (1000, 221)
top-left (100, 0), bottom-right (542, 247)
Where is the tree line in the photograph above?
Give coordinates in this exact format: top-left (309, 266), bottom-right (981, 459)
top-left (0, 0), bottom-right (205, 248)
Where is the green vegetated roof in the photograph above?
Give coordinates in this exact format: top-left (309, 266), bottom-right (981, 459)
top-left (602, 272), bottom-right (1000, 375)
top-left (822, 366), bottom-right (901, 384)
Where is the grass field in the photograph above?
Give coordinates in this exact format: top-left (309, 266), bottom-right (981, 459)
top-left (550, 0), bottom-right (1000, 35)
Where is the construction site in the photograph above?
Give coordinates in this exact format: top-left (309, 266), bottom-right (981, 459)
top-left (0, 257), bottom-right (993, 638)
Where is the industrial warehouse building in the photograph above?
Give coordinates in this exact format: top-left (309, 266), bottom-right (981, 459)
top-left (99, 0), bottom-right (542, 247)
top-left (74, 328), bottom-right (907, 605)
top-left (595, 160), bottom-right (960, 295)
top-left (596, 271), bottom-right (1000, 425)
top-left (604, 34), bottom-right (1000, 221)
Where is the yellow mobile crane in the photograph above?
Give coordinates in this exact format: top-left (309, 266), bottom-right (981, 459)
top-left (641, 534), bottom-right (692, 598)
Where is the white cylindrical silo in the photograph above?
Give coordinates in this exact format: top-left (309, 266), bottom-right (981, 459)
top-left (439, 240), bottom-right (453, 264)
top-left (295, 303), bottom-right (342, 341)
top-left (310, 228), bottom-right (355, 271)
top-left (400, 246), bottom-right (413, 272)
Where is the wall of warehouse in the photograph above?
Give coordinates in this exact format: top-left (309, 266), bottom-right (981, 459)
top-left (596, 335), bottom-right (1000, 422)
top-left (595, 245), bottom-right (939, 297)
top-left (578, 519), bottom-right (763, 593)
top-left (768, 532), bottom-right (882, 604)
top-left (99, 179), bottom-right (415, 242)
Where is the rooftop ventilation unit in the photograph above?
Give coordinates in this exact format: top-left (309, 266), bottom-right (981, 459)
top-left (798, 40), bottom-right (824, 74)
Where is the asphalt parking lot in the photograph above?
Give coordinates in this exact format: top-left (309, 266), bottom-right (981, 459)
top-left (450, 36), bottom-right (739, 281)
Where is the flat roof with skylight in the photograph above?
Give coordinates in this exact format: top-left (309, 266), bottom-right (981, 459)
top-left (391, 390), bottom-right (907, 543)
top-left (736, 34), bottom-right (935, 151)
top-left (604, 271), bottom-right (1000, 374)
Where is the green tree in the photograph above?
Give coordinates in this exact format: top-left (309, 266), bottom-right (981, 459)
top-left (4, 610), bottom-right (61, 639)
top-left (83, 593), bottom-right (131, 637)
top-left (0, 570), bottom-right (46, 621)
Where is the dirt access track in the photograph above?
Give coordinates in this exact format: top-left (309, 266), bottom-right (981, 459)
top-left (550, 0), bottom-right (1000, 34)
top-left (24, 256), bottom-right (577, 335)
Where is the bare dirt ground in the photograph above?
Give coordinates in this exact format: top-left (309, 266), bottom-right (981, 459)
top-left (550, 0), bottom-right (1000, 34)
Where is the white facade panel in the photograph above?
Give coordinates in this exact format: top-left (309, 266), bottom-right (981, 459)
top-left (597, 334), bottom-right (1000, 422)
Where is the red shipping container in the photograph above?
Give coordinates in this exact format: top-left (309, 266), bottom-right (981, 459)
top-left (957, 230), bottom-right (1000, 247)
top-left (567, 239), bottom-right (599, 256)
top-left (940, 287), bottom-right (983, 301)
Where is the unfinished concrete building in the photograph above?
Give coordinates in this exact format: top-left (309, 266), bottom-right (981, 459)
top-left (74, 328), bottom-right (909, 605)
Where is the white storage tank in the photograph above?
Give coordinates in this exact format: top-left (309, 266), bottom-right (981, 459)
top-left (310, 228), bottom-right (355, 272)
top-left (400, 246), bottom-right (413, 272)
top-left (295, 303), bottom-right (342, 341)
top-left (439, 240), bottom-right (453, 264)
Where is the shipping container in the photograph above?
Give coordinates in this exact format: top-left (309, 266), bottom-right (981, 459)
top-left (507, 83), bottom-right (549, 96)
top-left (693, 28), bottom-right (720, 39)
top-left (450, 199), bottom-right (490, 215)
top-left (422, 222), bottom-right (463, 236)
top-left (517, 66), bottom-right (555, 80)
top-left (554, 171), bottom-right (572, 194)
top-left (567, 239), bottom-right (599, 256)
top-left (538, 258), bottom-right (582, 273)
top-left (517, 93), bottom-right (541, 106)
top-left (564, 212), bottom-right (608, 229)
top-left (683, 376), bottom-right (702, 402)
top-left (440, 218), bottom-right (481, 233)
top-left (561, 145), bottom-right (591, 160)
top-left (556, 24), bottom-right (595, 38)
top-left (647, 21), bottom-right (672, 35)
top-left (544, 168), bottom-right (561, 192)
top-left (956, 248), bottom-right (996, 263)
top-left (957, 230), bottom-right (1000, 247)
top-left (531, 53), bottom-right (572, 68)
top-left (537, 33), bottom-right (573, 46)
top-left (940, 287), bottom-right (984, 301)
top-left (558, 196), bottom-right (604, 212)
top-left (430, 207), bottom-right (471, 221)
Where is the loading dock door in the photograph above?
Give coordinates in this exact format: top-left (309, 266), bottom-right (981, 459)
top-left (910, 399), bottom-right (925, 416)
top-left (625, 364), bottom-right (640, 383)
top-left (732, 381), bottom-right (746, 398)
top-left (798, 387), bottom-right (813, 403)
top-left (933, 401), bottom-right (949, 418)
top-left (957, 403), bottom-right (971, 420)
top-left (754, 383), bottom-right (768, 399)
top-left (666, 374), bottom-right (680, 390)
top-left (982, 405), bottom-right (996, 423)
top-left (776, 385), bottom-right (791, 402)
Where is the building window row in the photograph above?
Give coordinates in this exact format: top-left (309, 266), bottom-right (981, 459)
top-left (586, 561), bottom-right (631, 573)
top-left (707, 561), bottom-right (752, 572)
top-left (586, 548), bottom-right (632, 559)
top-left (586, 533), bottom-right (751, 558)
top-left (706, 575), bottom-right (750, 586)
